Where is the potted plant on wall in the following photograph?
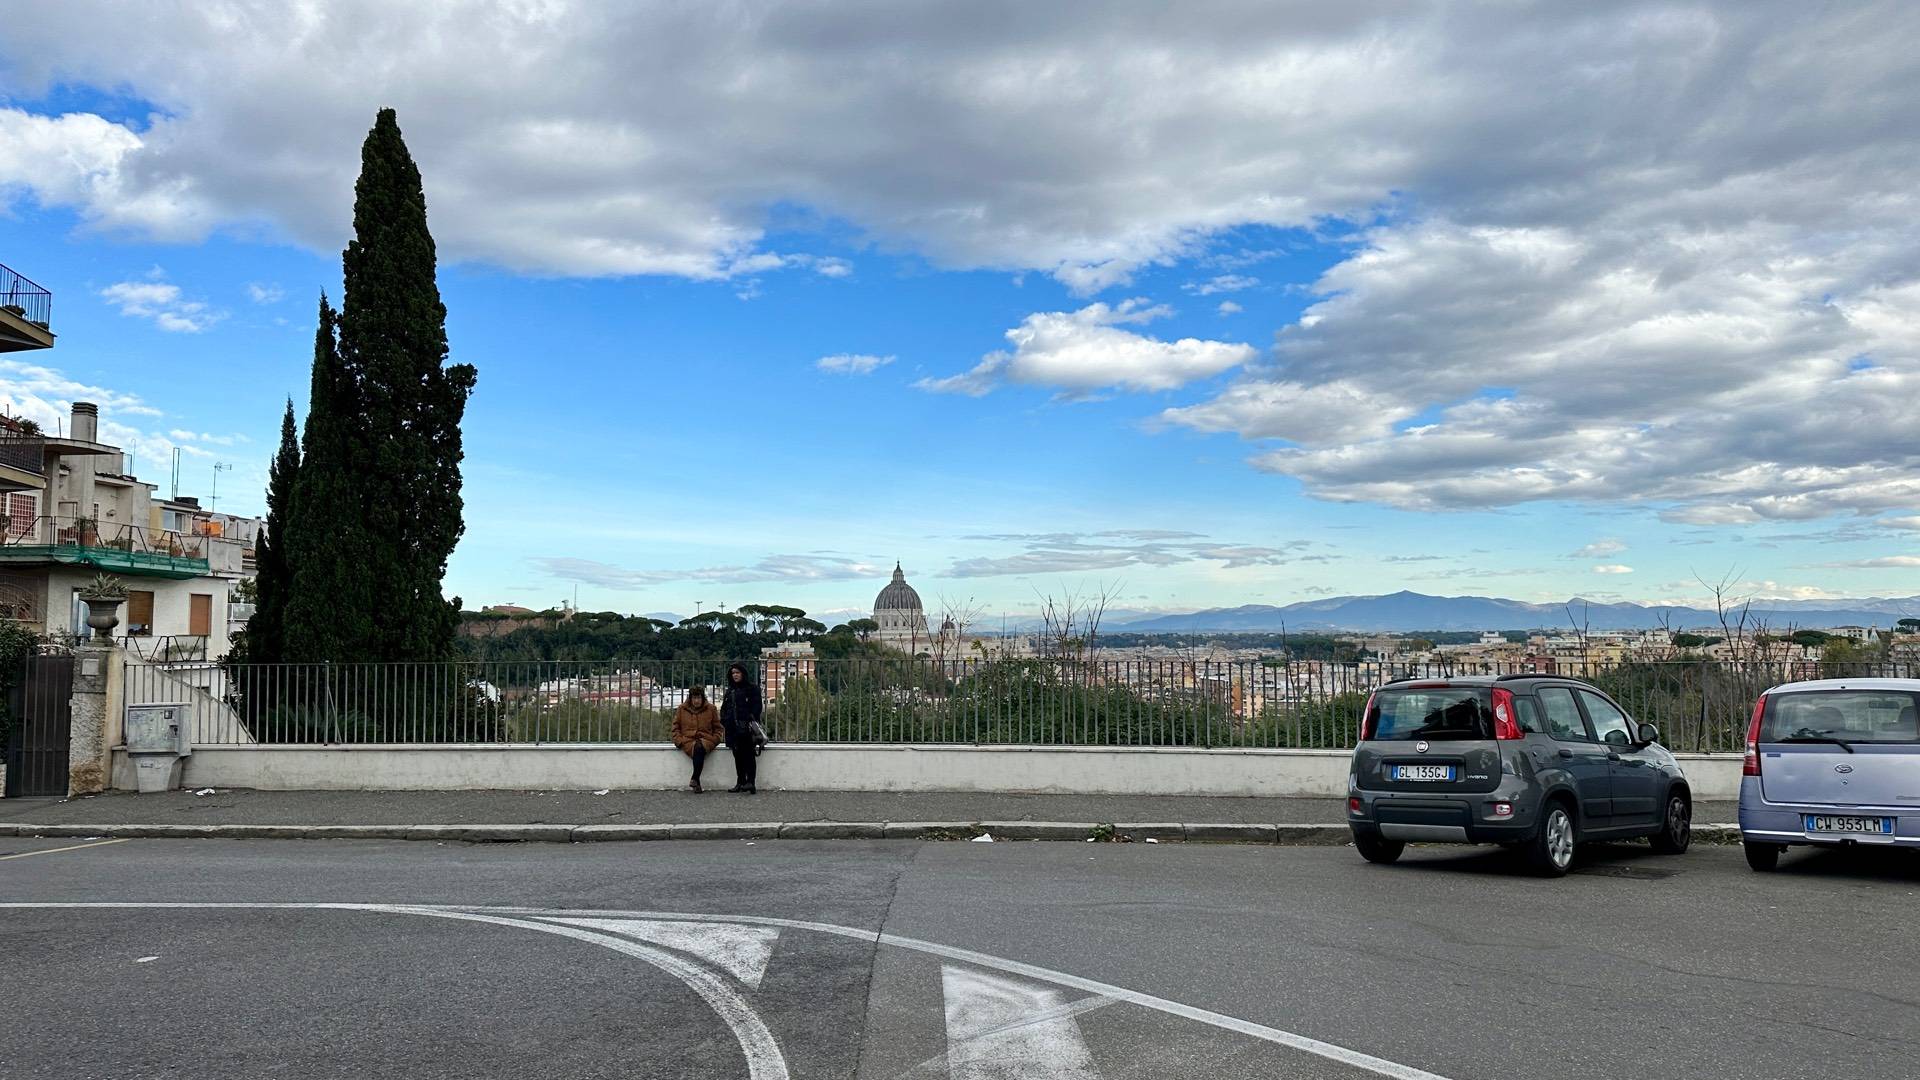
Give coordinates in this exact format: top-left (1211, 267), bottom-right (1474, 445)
top-left (78, 572), bottom-right (126, 634)
top-left (73, 515), bottom-right (99, 546)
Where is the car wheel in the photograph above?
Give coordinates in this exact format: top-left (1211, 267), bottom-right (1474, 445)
top-left (1743, 840), bottom-right (1783, 872)
top-left (1353, 831), bottom-right (1405, 864)
top-left (1525, 802), bottom-right (1577, 877)
top-left (1650, 792), bottom-right (1692, 854)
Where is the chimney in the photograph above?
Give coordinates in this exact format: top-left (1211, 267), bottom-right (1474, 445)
top-left (71, 401), bottom-right (98, 443)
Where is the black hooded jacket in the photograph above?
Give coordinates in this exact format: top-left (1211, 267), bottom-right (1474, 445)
top-left (721, 664), bottom-right (762, 742)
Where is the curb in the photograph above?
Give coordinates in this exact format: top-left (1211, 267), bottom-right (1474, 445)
top-left (0, 820), bottom-right (1746, 845)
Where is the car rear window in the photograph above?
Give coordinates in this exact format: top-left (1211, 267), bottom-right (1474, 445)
top-left (1761, 690), bottom-right (1920, 745)
top-left (1367, 687), bottom-right (1493, 741)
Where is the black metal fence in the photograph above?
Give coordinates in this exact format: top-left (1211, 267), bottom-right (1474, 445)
top-left (122, 656), bottom-right (1920, 751)
top-left (0, 261), bottom-right (52, 329)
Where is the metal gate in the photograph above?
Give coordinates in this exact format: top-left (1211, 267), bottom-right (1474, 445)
top-left (3, 653), bottom-right (73, 797)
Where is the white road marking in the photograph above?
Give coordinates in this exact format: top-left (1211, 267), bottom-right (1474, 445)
top-left (0, 903), bottom-right (1458, 1080)
top-left (134, 956), bottom-right (159, 963)
top-left (944, 965), bottom-right (1102, 1080)
top-left (540, 917), bottom-right (779, 988)
top-left (379, 907), bottom-right (790, 1080)
top-left (0, 838), bottom-right (129, 861)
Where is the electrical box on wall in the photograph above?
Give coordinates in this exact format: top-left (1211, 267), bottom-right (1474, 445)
top-left (124, 702), bottom-right (192, 756)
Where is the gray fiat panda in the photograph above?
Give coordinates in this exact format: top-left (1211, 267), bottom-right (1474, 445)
top-left (1346, 675), bottom-right (1692, 876)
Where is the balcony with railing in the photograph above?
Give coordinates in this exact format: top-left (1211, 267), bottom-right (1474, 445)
top-left (0, 515), bottom-right (243, 578)
top-left (0, 262), bottom-right (54, 352)
top-left (0, 432), bottom-right (45, 489)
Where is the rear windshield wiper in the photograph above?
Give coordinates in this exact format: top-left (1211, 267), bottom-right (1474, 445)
top-left (1780, 730), bottom-right (1856, 753)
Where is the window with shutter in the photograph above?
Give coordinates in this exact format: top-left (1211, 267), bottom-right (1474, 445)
top-left (126, 591), bottom-right (155, 637)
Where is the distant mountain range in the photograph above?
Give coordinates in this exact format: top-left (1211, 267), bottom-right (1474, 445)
top-left (1109, 591), bottom-right (1920, 634)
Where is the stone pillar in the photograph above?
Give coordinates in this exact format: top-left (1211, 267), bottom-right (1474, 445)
top-left (68, 642), bottom-right (114, 796)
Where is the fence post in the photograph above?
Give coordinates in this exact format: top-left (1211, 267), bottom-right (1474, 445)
top-left (68, 640), bottom-right (117, 796)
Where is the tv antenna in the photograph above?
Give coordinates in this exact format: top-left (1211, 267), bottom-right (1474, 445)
top-left (211, 462), bottom-right (233, 511)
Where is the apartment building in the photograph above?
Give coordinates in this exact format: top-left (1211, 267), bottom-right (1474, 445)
top-left (0, 401), bottom-right (259, 660)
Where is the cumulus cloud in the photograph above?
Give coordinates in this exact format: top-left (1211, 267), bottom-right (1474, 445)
top-left (1592, 564), bottom-right (1634, 574)
top-left (816, 353), bottom-right (894, 375)
top-left (948, 530), bottom-right (1313, 578)
top-left (1880, 516), bottom-right (1920, 531)
top-left (534, 553), bottom-right (880, 589)
top-left (4, 4), bottom-right (1919, 526)
top-left (245, 282), bottom-right (284, 304)
top-left (1216, 301), bottom-right (1243, 316)
top-left (918, 299), bottom-right (1254, 396)
top-left (1572, 539), bottom-right (1626, 559)
top-left (99, 274), bottom-right (222, 332)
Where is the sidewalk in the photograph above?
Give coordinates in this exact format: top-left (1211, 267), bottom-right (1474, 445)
top-left (0, 788), bottom-right (1739, 843)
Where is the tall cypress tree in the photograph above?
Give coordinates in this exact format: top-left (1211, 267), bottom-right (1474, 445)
top-left (336, 108), bottom-right (476, 661)
top-left (284, 295), bottom-right (377, 661)
top-left (243, 398), bottom-right (301, 664)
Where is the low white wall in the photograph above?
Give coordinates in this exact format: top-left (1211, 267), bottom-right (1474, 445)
top-left (110, 744), bottom-right (1746, 801)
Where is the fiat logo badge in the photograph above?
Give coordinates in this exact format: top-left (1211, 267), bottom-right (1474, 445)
top-left (1415, 740), bottom-right (1431, 754)
top-left (1835, 763), bottom-right (1854, 774)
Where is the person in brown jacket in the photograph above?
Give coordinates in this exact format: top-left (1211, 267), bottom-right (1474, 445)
top-left (670, 687), bottom-right (725, 793)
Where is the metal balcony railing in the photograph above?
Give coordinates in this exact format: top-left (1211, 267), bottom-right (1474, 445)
top-left (0, 261), bottom-right (51, 329)
top-left (0, 434), bottom-right (45, 475)
top-left (0, 514), bottom-right (244, 575)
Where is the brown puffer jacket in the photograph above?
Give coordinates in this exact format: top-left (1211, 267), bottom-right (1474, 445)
top-left (671, 700), bottom-right (724, 754)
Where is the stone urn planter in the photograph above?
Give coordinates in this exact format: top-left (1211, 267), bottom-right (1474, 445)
top-left (79, 572), bottom-right (126, 635)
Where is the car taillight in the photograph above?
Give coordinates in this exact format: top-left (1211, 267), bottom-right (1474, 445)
top-left (1359, 691), bottom-right (1377, 740)
top-left (1491, 687), bottom-right (1522, 740)
top-left (1743, 694), bottom-right (1768, 776)
top-left (1348, 797), bottom-right (1363, 815)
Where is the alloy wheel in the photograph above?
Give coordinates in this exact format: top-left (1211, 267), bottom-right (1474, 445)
top-left (1546, 808), bottom-right (1575, 869)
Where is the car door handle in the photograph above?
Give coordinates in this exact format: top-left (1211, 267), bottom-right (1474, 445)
top-left (1558, 749), bottom-right (1575, 758)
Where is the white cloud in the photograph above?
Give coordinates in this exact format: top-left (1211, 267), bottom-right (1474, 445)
top-left (1592, 564), bottom-right (1634, 574)
top-left (948, 531), bottom-right (1313, 578)
top-left (3, 5), bottom-right (1919, 527)
top-left (918, 299), bottom-right (1254, 397)
top-left (245, 282), bottom-right (284, 304)
top-left (1185, 275), bottom-right (1258, 296)
top-left (1053, 261), bottom-right (1141, 297)
top-left (168, 429), bottom-right (246, 446)
top-left (810, 257), bottom-right (853, 278)
top-left (99, 275), bottom-right (222, 333)
top-left (816, 353), bottom-right (894, 375)
top-left (1819, 556), bottom-right (1920, 569)
top-left (534, 554), bottom-right (879, 588)
top-left (1880, 516), bottom-right (1920, 531)
top-left (1216, 301), bottom-right (1243, 315)
top-left (0, 358), bottom-right (241, 479)
top-left (1572, 539), bottom-right (1626, 558)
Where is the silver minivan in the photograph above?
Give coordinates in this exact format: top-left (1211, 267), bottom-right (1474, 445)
top-left (1738, 677), bottom-right (1920, 870)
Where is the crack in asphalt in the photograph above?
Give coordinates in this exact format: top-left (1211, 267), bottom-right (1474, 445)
top-left (850, 843), bottom-right (925, 1079)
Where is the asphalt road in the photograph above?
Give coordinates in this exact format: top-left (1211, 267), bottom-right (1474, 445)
top-left (2, 836), bottom-right (1915, 1080)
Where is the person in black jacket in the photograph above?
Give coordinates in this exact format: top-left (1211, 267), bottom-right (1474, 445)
top-left (720, 662), bottom-right (763, 794)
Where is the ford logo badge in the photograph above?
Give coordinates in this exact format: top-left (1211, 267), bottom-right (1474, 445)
top-left (1835, 763), bottom-right (1854, 774)
top-left (1415, 740), bottom-right (1430, 754)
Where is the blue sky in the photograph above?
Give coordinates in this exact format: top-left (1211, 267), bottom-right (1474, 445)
top-left (2, 3), bottom-right (1917, 623)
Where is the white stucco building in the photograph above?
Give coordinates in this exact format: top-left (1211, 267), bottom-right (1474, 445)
top-left (0, 401), bottom-right (259, 660)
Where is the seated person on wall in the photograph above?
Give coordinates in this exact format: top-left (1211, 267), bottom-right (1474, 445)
top-left (671, 687), bottom-right (725, 794)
